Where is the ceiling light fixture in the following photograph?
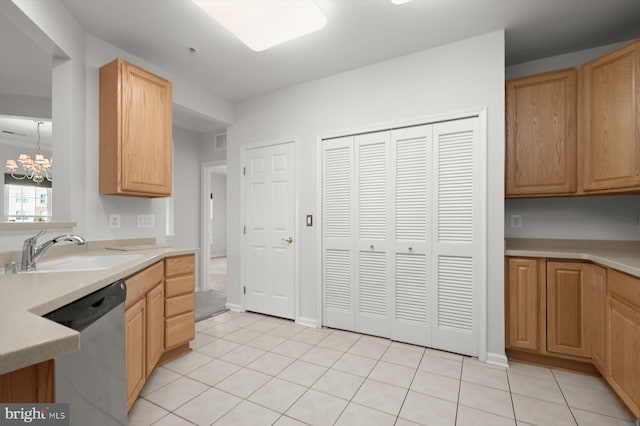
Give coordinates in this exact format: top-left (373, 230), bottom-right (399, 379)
top-left (5, 121), bottom-right (53, 184)
top-left (192, 0), bottom-right (327, 52)
top-left (390, 0), bottom-right (413, 4)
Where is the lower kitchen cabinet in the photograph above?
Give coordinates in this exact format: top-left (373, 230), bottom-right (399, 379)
top-left (506, 257), bottom-right (640, 418)
top-left (145, 282), bottom-right (164, 378)
top-left (124, 260), bottom-right (164, 410)
top-left (125, 297), bottom-right (146, 410)
top-left (506, 258), bottom-right (544, 351)
top-left (607, 269), bottom-right (640, 416)
top-left (547, 261), bottom-right (591, 358)
top-left (0, 360), bottom-right (54, 403)
top-left (591, 265), bottom-right (607, 374)
top-left (163, 255), bottom-right (195, 359)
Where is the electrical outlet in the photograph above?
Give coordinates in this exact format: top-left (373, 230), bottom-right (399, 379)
top-left (108, 214), bottom-right (121, 229)
top-left (510, 215), bottom-right (522, 228)
top-left (137, 214), bottom-right (155, 228)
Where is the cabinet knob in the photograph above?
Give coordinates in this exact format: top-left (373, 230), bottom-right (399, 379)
top-left (408, 247), bottom-right (413, 251)
top-left (370, 245), bottom-right (374, 250)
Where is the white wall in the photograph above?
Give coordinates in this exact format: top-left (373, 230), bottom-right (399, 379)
top-left (210, 172), bottom-right (227, 257)
top-left (201, 130), bottom-right (227, 162)
top-left (227, 31), bottom-right (506, 359)
top-left (505, 39), bottom-right (640, 241)
top-left (0, 94), bottom-right (51, 119)
top-left (506, 196), bottom-right (640, 241)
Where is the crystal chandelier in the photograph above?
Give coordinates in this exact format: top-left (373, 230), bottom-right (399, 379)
top-left (5, 121), bottom-right (53, 184)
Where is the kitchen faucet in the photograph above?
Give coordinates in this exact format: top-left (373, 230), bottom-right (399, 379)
top-left (21, 229), bottom-right (86, 272)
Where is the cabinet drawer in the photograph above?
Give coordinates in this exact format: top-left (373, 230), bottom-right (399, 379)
top-left (165, 255), bottom-right (195, 277)
top-left (165, 275), bottom-right (194, 297)
top-left (608, 269), bottom-right (640, 308)
top-left (165, 293), bottom-right (195, 317)
top-left (165, 311), bottom-right (194, 349)
top-left (125, 261), bottom-right (163, 308)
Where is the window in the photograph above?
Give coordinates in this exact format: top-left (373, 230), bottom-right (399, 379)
top-left (4, 177), bottom-right (52, 222)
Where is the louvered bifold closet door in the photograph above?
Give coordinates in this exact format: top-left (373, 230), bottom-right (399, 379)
top-left (390, 125), bottom-right (432, 346)
top-left (431, 117), bottom-right (481, 357)
top-left (355, 131), bottom-right (391, 337)
top-left (322, 136), bottom-right (356, 330)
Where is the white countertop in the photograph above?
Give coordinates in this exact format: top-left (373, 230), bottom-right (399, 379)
top-left (505, 239), bottom-right (640, 279)
top-left (0, 246), bottom-right (196, 375)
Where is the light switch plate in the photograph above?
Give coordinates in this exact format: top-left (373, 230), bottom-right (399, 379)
top-left (510, 215), bottom-right (522, 228)
top-left (137, 214), bottom-right (155, 228)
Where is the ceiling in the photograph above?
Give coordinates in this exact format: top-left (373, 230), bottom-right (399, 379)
top-left (62, 0), bottom-right (640, 102)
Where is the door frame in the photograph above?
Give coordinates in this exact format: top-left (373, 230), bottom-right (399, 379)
top-left (315, 108), bottom-right (488, 360)
top-left (200, 160), bottom-right (227, 293)
top-left (240, 137), bottom-right (302, 323)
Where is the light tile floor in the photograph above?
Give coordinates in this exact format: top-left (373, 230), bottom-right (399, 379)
top-left (129, 311), bottom-right (635, 426)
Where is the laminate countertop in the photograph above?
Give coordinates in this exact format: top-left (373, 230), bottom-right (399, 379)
top-left (505, 238), bottom-right (640, 279)
top-left (0, 247), bottom-right (197, 375)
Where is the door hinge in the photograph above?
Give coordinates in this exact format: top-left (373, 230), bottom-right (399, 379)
top-left (243, 286), bottom-right (246, 295)
top-left (243, 226), bottom-right (246, 235)
top-left (210, 193), bottom-right (213, 199)
top-left (243, 167), bottom-right (246, 175)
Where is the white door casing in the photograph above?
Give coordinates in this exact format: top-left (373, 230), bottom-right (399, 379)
top-left (244, 142), bottom-right (295, 319)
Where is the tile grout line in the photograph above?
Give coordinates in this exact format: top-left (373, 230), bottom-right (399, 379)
top-left (504, 362), bottom-right (518, 425)
top-left (392, 344), bottom-right (427, 425)
top-left (551, 369), bottom-right (579, 426)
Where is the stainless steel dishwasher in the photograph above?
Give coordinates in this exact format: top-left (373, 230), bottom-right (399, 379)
top-left (44, 279), bottom-right (127, 426)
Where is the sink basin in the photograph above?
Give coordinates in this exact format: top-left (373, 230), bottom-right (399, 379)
top-left (26, 254), bottom-right (145, 273)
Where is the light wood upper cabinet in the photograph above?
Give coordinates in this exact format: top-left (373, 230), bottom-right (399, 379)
top-left (547, 261), bottom-right (592, 358)
top-left (99, 58), bottom-right (173, 197)
top-left (506, 258), bottom-right (544, 351)
top-left (591, 265), bottom-right (607, 375)
top-left (582, 40), bottom-right (640, 192)
top-left (506, 69), bottom-right (577, 197)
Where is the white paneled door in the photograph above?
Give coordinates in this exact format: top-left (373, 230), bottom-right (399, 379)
top-left (244, 142), bottom-right (295, 319)
top-left (322, 117), bottom-right (482, 357)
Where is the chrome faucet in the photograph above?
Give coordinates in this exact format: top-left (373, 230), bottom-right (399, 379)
top-left (21, 229), bottom-right (86, 272)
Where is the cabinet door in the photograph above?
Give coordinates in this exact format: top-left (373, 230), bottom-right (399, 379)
top-left (506, 69), bottom-right (577, 196)
top-left (582, 40), bottom-right (640, 191)
top-left (607, 296), bottom-right (640, 416)
top-left (591, 265), bottom-right (607, 375)
top-left (507, 258), bottom-right (542, 351)
top-left (145, 282), bottom-right (164, 378)
top-left (0, 360), bottom-right (54, 403)
top-left (121, 61), bottom-right (172, 195)
top-left (125, 297), bottom-right (146, 410)
top-left (547, 262), bottom-right (591, 358)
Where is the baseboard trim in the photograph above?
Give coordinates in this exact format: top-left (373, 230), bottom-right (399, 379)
top-left (296, 317), bottom-right (318, 328)
top-left (486, 352), bottom-right (509, 368)
top-left (225, 302), bottom-right (243, 312)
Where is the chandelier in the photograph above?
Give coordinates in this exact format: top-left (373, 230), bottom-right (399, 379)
top-left (5, 121), bottom-right (53, 184)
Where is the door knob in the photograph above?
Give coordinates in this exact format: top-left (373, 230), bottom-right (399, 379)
top-left (282, 237), bottom-right (293, 244)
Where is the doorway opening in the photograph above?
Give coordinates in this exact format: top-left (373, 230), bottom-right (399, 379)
top-left (197, 161), bottom-right (227, 320)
